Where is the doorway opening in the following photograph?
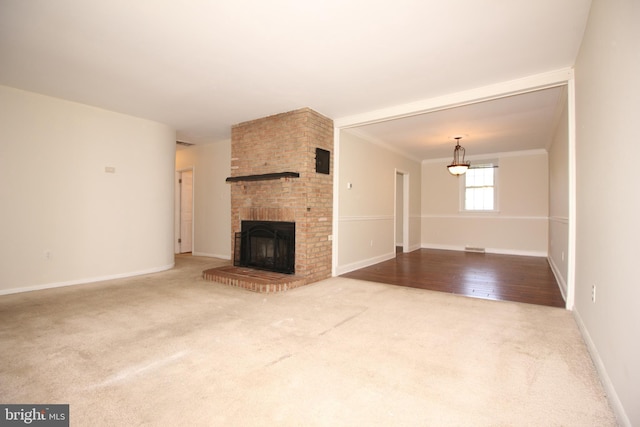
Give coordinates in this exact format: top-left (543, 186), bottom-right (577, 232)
top-left (395, 170), bottom-right (410, 253)
top-left (177, 169), bottom-right (193, 254)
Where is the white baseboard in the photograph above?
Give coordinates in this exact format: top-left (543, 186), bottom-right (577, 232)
top-left (421, 243), bottom-right (547, 257)
top-left (0, 263), bottom-right (175, 296)
top-left (335, 251), bottom-right (396, 276)
top-left (406, 243), bottom-right (422, 252)
top-left (573, 308), bottom-right (631, 427)
top-left (488, 248), bottom-right (547, 257)
top-left (547, 256), bottom-right (568, 302)
top-left (420, 243), bottom-right (462, 252)
top-left (191, 252), bottom-right (232, 260)
top-left (395, 243), bottom-right (422, 253)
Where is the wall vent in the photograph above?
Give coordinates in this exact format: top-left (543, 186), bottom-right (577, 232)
top-left (465, 246), bottom-right (486, 253)
top-left (176, 140), bottom-right (194, 147)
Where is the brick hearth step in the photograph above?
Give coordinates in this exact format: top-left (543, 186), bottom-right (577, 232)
top-left (202, 266), bottom-right (308, 293)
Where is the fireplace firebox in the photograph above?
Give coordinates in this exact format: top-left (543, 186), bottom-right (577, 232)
top-left (235, 221), bottom-right (295, 274)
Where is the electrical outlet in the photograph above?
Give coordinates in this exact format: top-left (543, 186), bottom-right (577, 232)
top-left (591, 284), bottom-right (596, 303)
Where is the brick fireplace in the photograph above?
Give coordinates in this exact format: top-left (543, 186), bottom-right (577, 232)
top-left (203, 108), bottom-right (333, 292)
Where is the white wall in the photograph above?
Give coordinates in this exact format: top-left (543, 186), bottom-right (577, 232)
top-left (0, 86), bottom-right (176, 294)
top-left (573, 0), bottom-right (640, 425)
top-left (422, 151), bottom-right (549, 255)
top-left (336, 130), bottom-right (421, 274)
top-left (175, 142), bottom-right (231, 259)
top-left (548, 97), bottom-right (569, 297)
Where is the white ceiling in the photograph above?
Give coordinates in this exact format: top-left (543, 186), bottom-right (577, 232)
top-left (0, 1), bottom-right (591, 159)
top-left (347, 86), bottom-right (568, 161)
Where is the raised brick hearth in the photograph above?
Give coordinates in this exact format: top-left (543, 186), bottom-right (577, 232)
top-left (203, 108), bottom-right (334, 292)
top-left (202, 266), bottom-right (307, 293)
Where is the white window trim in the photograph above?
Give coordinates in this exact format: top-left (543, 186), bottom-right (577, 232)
top-left (459, 159), bottom-right (499, 213)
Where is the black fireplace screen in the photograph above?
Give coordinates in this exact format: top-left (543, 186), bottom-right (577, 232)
top-left (234, 221), bottom-right (295, 274)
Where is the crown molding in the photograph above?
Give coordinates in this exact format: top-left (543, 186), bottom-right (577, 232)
top-left (335, 68), bottom-right (574, 129)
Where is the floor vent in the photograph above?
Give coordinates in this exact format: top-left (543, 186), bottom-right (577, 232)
top-left (465, 246), bottom-right (486, 253)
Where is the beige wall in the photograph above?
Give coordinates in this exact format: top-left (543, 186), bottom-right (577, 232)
top-left (548, 95), bottom-right (569, 297)
top-left (175, 142), bottom-right (231, 259)
top-left (337, 130), bottom-right (421, 274)
top-left (422, 151), bottom-right (549, 255)
top-left (0, 86), bottom-right (175, 294)
top-left (574, 0), bottom-right (640, 425)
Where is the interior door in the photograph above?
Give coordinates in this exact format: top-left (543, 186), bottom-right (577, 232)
top-left (179, 170), bottom-right (193, 253)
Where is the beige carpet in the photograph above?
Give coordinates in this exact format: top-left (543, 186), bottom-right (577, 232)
top-left (0, 255), bottom-right (616, 426)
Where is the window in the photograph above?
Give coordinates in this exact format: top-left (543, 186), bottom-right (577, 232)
top-left (463, 162), bottom-right (497, 211)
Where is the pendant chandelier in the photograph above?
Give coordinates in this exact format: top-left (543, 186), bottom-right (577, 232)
top-left (447, 136), bottom-right (470, 175)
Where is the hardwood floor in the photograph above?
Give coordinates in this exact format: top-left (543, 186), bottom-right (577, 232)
top-left (341, 248), bottom-right (566, 308)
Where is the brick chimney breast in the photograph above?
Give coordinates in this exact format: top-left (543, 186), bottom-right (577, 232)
top-left (229, 108), bottom-right (334, 284)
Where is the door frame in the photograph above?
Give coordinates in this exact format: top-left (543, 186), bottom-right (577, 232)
top-left (395, 169), bottom-right (410, 253)
top-left (175, 167), bottom-right (194, 254)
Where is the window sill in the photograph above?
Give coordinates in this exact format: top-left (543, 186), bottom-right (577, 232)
top-left (460, 209), bottom-right (500, 214)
